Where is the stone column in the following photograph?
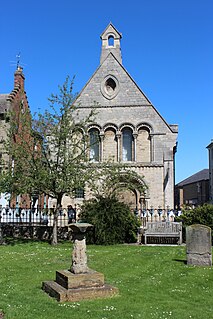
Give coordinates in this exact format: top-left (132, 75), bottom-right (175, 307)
top-left (150, 134), bottom-right (154, 162)
top-left (133, 132), bottom-right (138, 162)
top-left (70, 223), bottom-right (93, 274)
top-left (116, 132), bottom-right (121, 162)
top-left (71, 234), bottom-right (88, 274)
top-left (99, 132), bottom-right (104, 162)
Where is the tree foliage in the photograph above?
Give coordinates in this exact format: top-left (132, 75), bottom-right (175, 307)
top-left (177, 204), bottom-right (213, 229)
top-left (1, 77), bottom-right (96, 199)
top-left (0, 76), bottom-right (147, 245)
top-left (80, 196), bottom-right (140, 245)
top-left (176, 204), bottom-right (213, 241)
top-left (0, 76), bottom-right (97, 244)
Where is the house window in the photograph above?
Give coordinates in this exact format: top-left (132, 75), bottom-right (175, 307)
top-left (75, 188), bottom-right (85, 199)
top-left (122, 128), bottom-right (133, 161)
top-left (89, 128), bottom-right (100, 162)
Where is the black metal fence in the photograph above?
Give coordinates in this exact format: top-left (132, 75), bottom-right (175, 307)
top-left (0, 207), bottom-right (181, 226)
top-left (0, 207), bottom-right (70, 226)
top-left (0, 206), bottom-right (182, 241)
top-left (0, 207), bottom-right (71, 240)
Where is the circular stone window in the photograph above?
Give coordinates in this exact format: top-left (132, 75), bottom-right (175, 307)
top-left (101, 75), bottom-right (119, 100)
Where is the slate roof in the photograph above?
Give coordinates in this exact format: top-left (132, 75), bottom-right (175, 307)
top-left (176, 169), bottom-right (209, 187)
top-left (100, 22), bottom-right (122, 38)
top-left (207, 140), bottom-right (213, 149)
top-left (0, 94), bottom-right (10, 113)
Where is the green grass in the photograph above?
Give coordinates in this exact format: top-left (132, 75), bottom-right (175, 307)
top-left (0, 240), bottom-right (213, 319)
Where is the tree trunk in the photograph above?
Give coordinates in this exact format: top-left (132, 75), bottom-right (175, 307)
top-left (51, 195), bottom-right (62, 245)
top-left (0, 222), bottom-right (5, 245)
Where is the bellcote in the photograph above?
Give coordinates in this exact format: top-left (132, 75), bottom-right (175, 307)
top-left (100, 23), bottom-right (122, 65)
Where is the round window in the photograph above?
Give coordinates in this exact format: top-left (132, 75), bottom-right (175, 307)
top-left (101, 75), bottom-right (119, 100)
top-left (105, 78), bottom-right (116, 94)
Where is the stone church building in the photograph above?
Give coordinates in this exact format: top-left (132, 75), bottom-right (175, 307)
top-left (0, 24), bottom-right (178, 213)
top-left (73, 24), bottom-right (178, 211)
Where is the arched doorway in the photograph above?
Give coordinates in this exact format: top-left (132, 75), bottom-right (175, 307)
top-left (113, 174), bottom-right (148, 214)
top-left (116, 188), bottom-right (138, 212)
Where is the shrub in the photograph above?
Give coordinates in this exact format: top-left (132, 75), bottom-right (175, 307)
top-left (176, 204), bottom-right (213, 241)
top-left (79, 196), bottom-right (140, 245)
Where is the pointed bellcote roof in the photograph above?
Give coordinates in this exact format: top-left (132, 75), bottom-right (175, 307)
top-left (100, 23), bottom-right (122, 65)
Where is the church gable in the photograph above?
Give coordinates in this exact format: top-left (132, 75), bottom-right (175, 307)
top-left (74, 23), bottom-right (175, 134)
top-left (75, 52), bottom-right (152, 108)
top-left (74, 51), bottom-right (175, 135)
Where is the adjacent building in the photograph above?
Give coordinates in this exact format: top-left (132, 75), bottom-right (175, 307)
top-left (0, 67), bottom-right (46, 209)
top-left (0, 67), bottom-right (29, 206)
top-left (175, 169), bottom-right (209, 208)
top-left (207, 140), bottom-right (213, 204)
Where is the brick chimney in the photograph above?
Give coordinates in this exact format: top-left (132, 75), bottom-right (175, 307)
top-left (14, 66), bottom-right (25, 89)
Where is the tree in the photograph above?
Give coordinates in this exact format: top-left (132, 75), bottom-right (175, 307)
top-left (0, 76), bottom-right (96, 244)
top-left (0, 76), bottom-right (147, 245)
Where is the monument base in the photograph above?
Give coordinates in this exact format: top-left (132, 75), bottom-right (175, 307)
top-left (42, 269), bottom-right (118, 302)
top-left (187, 253), bottom-right (212, 266)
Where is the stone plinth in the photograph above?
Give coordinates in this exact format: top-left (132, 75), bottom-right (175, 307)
top-left (186, 224), bottom-right (212, 266)
top-left (56, 269), bottom-right (104, 289)
top-left (42, 280), bottom-right (118, 302)
top-left (42, 268), bottom-right (118, 302)
top-left (42, 223), bottom-right (118, 301)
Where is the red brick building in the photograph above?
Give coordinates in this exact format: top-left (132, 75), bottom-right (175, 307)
top-left (0, 67), bottom-right (46, 209)
top-left (175, 169), bottom-right (209, 208)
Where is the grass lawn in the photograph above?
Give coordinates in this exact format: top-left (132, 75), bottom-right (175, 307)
top-left (0, 240), bottom-right (212, 319)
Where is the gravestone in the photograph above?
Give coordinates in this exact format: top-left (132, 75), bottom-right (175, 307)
top-left (186, 224), bottom-right (212, 266)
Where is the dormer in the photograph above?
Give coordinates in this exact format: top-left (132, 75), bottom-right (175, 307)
top-left (100, 23), bottom-right (122, 65)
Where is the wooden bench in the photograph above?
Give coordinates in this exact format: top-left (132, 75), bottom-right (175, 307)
top-left (144, 221), bottom-right (182, 245)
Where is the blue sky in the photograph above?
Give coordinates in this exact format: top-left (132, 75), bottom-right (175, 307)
top-left (0, 0), bottom-right (212, 183)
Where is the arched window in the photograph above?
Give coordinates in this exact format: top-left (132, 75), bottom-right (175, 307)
top-left (122, 128), bottom-right (133, 161)
top-left (108, 35), bottom-right (114, 46)
top-left (89, 128), bottom-right (100, 162)
top-left (103, 128), bottom-right (117, 161)
top-left (137, 127), bottom-right (151, 162)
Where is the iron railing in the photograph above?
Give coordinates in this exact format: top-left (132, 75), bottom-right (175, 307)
top-left (0, 207), bottom-right (181, 227)
top-left (0, 207), bottom-right (71, 227)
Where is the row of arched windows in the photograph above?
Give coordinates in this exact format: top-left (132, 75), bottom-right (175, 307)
top-left (89, 125), bottom-right (152, 163)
